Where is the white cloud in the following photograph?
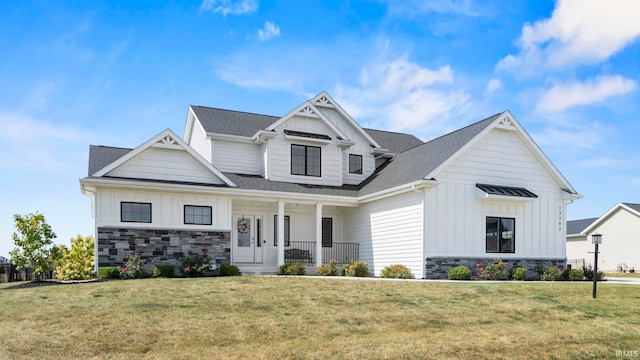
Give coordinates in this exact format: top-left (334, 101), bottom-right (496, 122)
top-left (0, 111), bottom-right (95, 174)
top-left (498, 0), bottom-right (640, 74)
top-left (334, 55), bottom-right (469, 137)
top-left (386, 0), bottom-right (489, 17)
top-left (535, 75), bottom-right (637, 113)
top-left (258, 21), bottom-right (280, 41)
top-left (200, 0), bottom-right (258, 16)
top-left (484, 78), bottom-right (502, 94)
top-left (574, 156), bottom-right (626, 169)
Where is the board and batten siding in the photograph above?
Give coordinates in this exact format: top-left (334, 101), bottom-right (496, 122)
top-left (106, 147), bottom-right (225, 185)
top-left (426, 127), bottom-right (567, 259)
top-left (212, 140), bottom-right (261, 175)
top-left (95, 188), bottom-right (231, 231)
top-left (267, 116), bottom-right (342, 186)
top-left (344, 191), bottom-right (424, 278)
top-left (188, 119), bottom-right (212, 162)
top-left (316, 107), bottom-right (376, 185)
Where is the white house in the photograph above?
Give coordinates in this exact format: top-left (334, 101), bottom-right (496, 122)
top-left (80, 91), bottom-right (582, 278)
top-left (567, 203), bottom-right (640, 272)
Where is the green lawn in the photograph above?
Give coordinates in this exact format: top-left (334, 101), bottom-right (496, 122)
top-left (1, 277), bottom-right (639, 359)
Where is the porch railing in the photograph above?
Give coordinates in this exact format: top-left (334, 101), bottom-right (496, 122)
top-left (285, 241), bottom-right (359, 265)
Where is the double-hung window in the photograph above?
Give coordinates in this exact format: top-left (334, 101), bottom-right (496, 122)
top-left (121, 202), bottom-right (151, 223)
top-left (349, 154), bottom-right (363, 174)
top-left (291, 144), bottom-right (321, 177)
top-left (486, 217), bottom-right (515, 253)
top-left (184, 205), bottom-right (212, 225)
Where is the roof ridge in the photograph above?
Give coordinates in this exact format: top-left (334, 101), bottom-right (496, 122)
top-left (190, 105), bottom-right (280, 119)
top-left (567, 217), bottom-right (599, 222)
top-left (363, 127), bottom-right (419, 137)
top-left (91, 144), bottom-right (133, 151)
top-left (424, 112), bottom-right (503, 144)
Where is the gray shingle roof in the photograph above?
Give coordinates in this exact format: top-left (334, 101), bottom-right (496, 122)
top-left (363, 128), bottom-right (424, 153)
top-left (567, 218), bottom-right (598, 235)
top-left (357, 113), bottom-right (502, 196)
top-left (191, 106), bottom-right (279, 137)
top-left (88, 145), bottom-right (132, 176)
top-left (86, 108), bottom-right (503, 198)
top-left (623, 203), bottom-right (640, 213)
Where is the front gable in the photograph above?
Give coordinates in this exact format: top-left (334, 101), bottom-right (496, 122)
top-left (93, 129), bottom-right (236, 187)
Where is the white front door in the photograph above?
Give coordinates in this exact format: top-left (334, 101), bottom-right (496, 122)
top-left (233, 215), bottom-right (263, 263)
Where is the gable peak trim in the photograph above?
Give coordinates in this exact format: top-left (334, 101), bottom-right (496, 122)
top-left (313, 94), bottom-right (334, 108)
top-left (497, 115), bottom-right (517, 130)
top-left (298, 104), bottom-right (320, 118)
top-left (153, 134), bottom-right (181, 149)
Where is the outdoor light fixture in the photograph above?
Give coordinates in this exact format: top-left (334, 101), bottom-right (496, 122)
top-left (591, 233), bottom-right (602, 298)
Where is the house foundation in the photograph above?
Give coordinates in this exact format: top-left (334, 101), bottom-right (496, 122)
top-left (425, 257), bottom-right (567, 280)
top-left (97, 227), bottom-right (231, 274)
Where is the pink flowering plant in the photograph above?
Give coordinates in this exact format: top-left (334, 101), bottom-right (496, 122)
top-left (120, 253), bottom-right (147, 279)
top-left (342, 260), bottom-right (369, 277)
top-left (476, 259), bottom-right (508, 280)
top-left (182, 252), bottom-right (211, 277)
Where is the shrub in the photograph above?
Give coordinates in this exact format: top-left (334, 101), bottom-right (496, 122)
top-left (476, 259), bottom-right (507, 280)
top-left (121, 253), bottom-right (147, 279)
top-left (97, 267), bottom-right (120, 279)
top-left (563, 268), bottom-right (584, 281)
top-left (153, 265), bottom-right (175, 278)
top-left (381, 264), bottom-right (414, 279)
top-left (447, 266), bottom-right (471, 280)
top-left (280, 262), bottom-right (306, 275)
top-left (342, 260), bottom-right (369, 277)
top-left (182, 252), bottom-right (211, 277)
top-left (583, 266), bottom-right (605, 281)
top-left (540, 266), bottom-right (562, 281)
top-left (54, 235), bottom-right (95, 280)
top-left (509, 267), bottom-right (527, 281)
top-left (316, 259), bottom-right (339, 276)
top-left (219, 264), bottom-right (241, 276)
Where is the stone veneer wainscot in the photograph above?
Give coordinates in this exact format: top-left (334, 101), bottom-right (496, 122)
top-left (97, 227), bottom-right (230, 275)
top-left (425, 257), bottom-right (567, 280)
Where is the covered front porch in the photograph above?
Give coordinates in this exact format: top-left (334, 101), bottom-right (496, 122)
top-left (230, 198), bottom-right (360, 274)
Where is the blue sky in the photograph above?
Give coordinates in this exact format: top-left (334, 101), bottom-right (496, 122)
top-left (1, 0), bottom-right (639, 257)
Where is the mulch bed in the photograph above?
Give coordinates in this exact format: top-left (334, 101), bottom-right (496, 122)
top-left (2, 279), bottom-right (100, 290)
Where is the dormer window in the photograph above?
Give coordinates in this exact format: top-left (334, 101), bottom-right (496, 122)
top-left (291, 144), bottom-right (321, 177)
top-left (349, 154), bottom-right (363, 174)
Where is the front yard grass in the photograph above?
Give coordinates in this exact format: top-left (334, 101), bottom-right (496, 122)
top-left (1, 277), bottom-right (639, 359)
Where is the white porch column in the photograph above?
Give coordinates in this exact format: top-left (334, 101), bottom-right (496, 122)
top-left (316, 203), bottom-right (323, 268)
top-left (277, 200), bottom-right (285, 266)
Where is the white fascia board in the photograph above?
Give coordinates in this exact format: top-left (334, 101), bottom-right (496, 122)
top-left (183, 106), bottom-right (198, 143)
top-left (567, 234), bottom-right (586, 239)
top-left (254, 130), bottom-right (277, 143)
top-left (358, 179), bottom-right (440, 203)
top-left (266, 101), bottom-right (350, 141)
top-left (79, 177), bottom-right (359, 207)
top-left (562, 191), bottom-right (584, 201)
top-left (581, 202), bottom-right (630, 235)
top-left (208, 133), bottom-right (256, 144)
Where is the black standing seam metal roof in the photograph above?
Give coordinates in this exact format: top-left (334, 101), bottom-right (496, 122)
top-left (86, 110), bottom-right (502, 197)
top-left (476, 184), bottom-right (538, 198)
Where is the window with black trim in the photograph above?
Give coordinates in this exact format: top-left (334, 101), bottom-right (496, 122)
top-left (121, 202), bottom-right (151, 223)
top-left (322, 217), bottom-right (333, 247)
top-left (349, 154), bottom-right (363, 174)
top-left (291, 144), bottom-right (321, 177)
top-left (184, 205), bottom-right (212, 225)
top-left (274, 215), bottom-right (290, 246)
top-left (486, 217), bottom-right (515, 253)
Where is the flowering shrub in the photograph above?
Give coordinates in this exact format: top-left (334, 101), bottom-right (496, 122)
top-left (582, 266), bottom-right (605, 281)
top-left (343, 260), bottom-right (369, 277)
top-left (540, 266), bottom-right (562, 281)
top-left (447, 266), bottom-right (471, 280)
top-left (121, 253), bottom-right (147, 279)
top-left (316, 259), bottom-right (339, 276)
top-left (182, 252), bottom-right (211, 277)
top-left (280, 262), bottom-right (306, 275)
top-left (509, 267), bottom-right (527, 281)
top-left (381, 264), bottom-right (414, 279)
top-left (476, 259), bottom-right (507, 280)
top-left (54, 235), bottom-right (95, 280)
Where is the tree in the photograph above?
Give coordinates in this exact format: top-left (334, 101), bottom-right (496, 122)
top-left (55, 235), bottom-right (95, 280)
top-left (9, 212), bottom-right (58, 281)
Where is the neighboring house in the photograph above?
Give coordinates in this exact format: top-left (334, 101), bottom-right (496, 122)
top-left (80, 91), bottom-right (582, 278)
top-left (567, 203), bottom-right (640, 272)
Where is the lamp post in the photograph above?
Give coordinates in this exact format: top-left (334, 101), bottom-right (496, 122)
top-left (591, 233), bottom-right (602, 299)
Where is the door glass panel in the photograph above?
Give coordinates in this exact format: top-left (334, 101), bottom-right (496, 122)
top-left (486, 217), bottom-right (499, 252)
top-left (237, 218), bottom-right (251, 247)
top-left (256, 218), bottom-right (261, 247)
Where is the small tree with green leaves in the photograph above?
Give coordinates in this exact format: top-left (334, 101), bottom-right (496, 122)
top-left (9, 212), bottom-right (58, 281)
top-left (55, 235), bottom-right (95, 280)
